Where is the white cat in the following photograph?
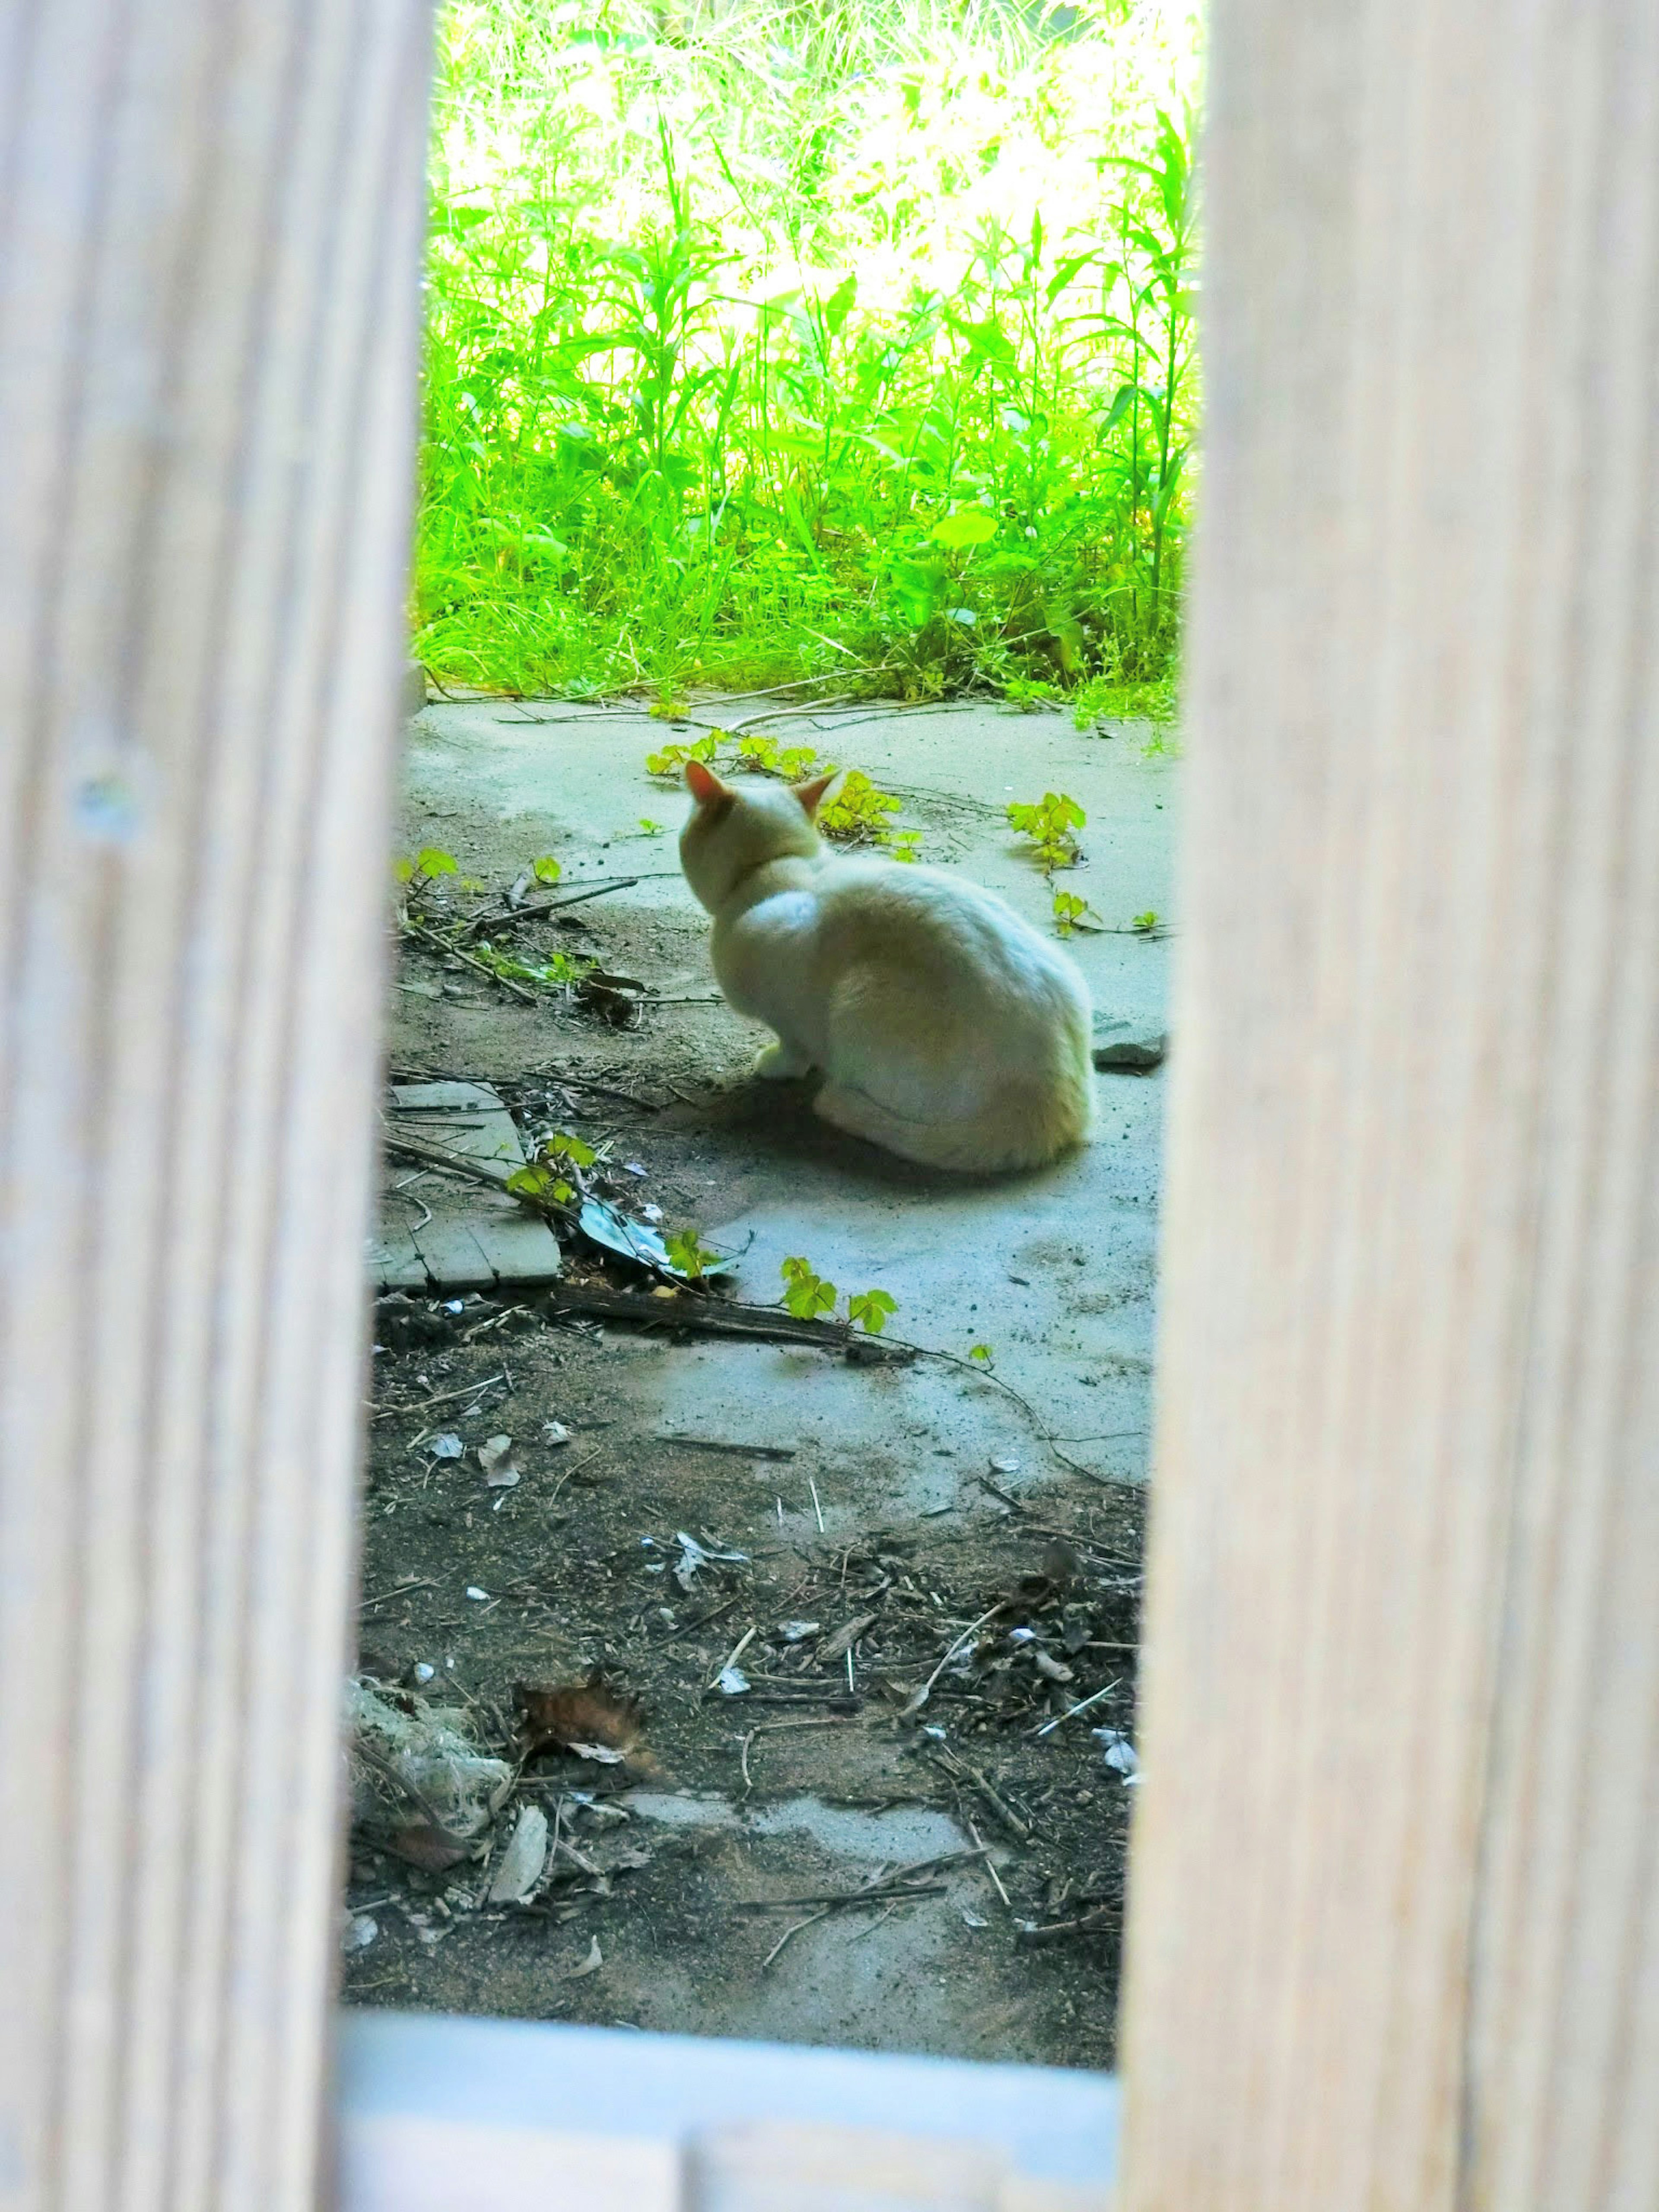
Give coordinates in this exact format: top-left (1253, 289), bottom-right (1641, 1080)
top-left (679, 760), bottom-right (1096, 1172)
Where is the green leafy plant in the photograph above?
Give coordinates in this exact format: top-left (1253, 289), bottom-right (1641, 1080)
top-left (469, 941), bottom-right (592, 991)
top-left (505, 1127), bottom-right (599, 1211)
top-left (779, 1256), bottom-right (897, 1333)
top-left (394, 847), bottom-right (460, 910)
top-left (665, 1227), bottom-right (721, 1280)
top-left (817, 769), bottom-right (901, 847)
top-left (1007, 792), bottom-right (1085, 871)
top-left (415, 7), bottom-right (1200, 708)
top-left (638, 817), bottom-right (664, 836)
top-left (1132, 909), bottom-right (1160, 933)
top-left (645, 733), bottom-right (722, 778)
top-left (1052, 888), bottom-right (1104, 937)
top-left (506, 1161), bottom-right (577, 1208)
top-left (846, 1289), bottom-right (898, 1336)
top-left (969, 1342), bottom-right (995, 1366)
top-left (781, 1255), bottom-right (838, 1322)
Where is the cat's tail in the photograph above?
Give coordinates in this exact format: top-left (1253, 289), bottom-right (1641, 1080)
top-left (814, 1065), bottom-right (1095, 1174)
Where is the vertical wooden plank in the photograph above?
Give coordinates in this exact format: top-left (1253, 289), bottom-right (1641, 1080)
top-left (1118, 1), bottom-right (1659, 2208)
top-left (0, 5), bottom-right (432, 2209)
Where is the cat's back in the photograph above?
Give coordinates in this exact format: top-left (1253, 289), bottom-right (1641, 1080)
top-left (812, 852), bottom-right (1083, 998)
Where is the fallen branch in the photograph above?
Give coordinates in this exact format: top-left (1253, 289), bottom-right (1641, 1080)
top-left (543, 1282), bottom-right (915, 1362)
top-left (926, 1745), bottom-right (1033, 1843)
top-left (403, 918), bottom-right (540, 1004)
top-left (741, 1846), bottom-right (986, 1914)
top-left (463, 876), bottom-right (642, 940)
top-left (382, 1129), bottom-right (515, 1187)
top-left (1015, 1904), bottom-right (1119, 1945)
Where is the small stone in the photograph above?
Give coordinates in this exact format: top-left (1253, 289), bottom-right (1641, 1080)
top-left (1091, 1016), bottom-right (1168, 1071)
top-left (342, 1912), bottom-right (379, 1953)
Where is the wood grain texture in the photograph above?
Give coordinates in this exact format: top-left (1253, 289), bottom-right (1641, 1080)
top-left (0, 6), bottom-right (432, 2209)
top-left (1119, 2), bottom-right (1659, 2209)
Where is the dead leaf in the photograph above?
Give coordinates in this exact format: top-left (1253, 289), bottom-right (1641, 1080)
top-left (385, 1821), bottom-right (475, 1872)
top-left (816, 1610), bottom-right (879, 1664)
top-left (564, 1935), bottom-right (603, 1980)
top-left (576, 971), bottom-right (646, 1028)
top-left (479, 1433), bottom-right (519, 1487)
top-left (486, 1805), bottom-right (550, 1903)
top-left (517, 1675), bottom-right (651, 1770)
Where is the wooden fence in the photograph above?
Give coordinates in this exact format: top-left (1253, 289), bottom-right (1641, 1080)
top-left (1, 0), bottom-right (1655, 2206)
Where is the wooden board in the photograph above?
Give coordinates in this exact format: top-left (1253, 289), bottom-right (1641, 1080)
top-left (0, 6), bottom-right (434, 2209)
top-left (373, 1081), bottom-right (563, 1293)
top-left (1117, 1), bottom-right (1659, 2207)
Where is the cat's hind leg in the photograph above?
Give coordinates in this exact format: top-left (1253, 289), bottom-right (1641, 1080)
top-left (754, 1037), bottom-right (814, 1080)
top-left (813, 1080), bottom-right (943, 1163)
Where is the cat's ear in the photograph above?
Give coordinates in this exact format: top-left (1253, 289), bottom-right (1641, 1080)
top-left (686, 759), bottom-right (733, 807)
top-left (793, 769), bottom-right (839, 818)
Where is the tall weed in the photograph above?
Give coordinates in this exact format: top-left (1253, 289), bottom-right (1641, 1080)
top-left (419, 0), bottom-right (1202, 703)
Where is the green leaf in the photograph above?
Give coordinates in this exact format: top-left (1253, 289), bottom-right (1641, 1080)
top-left (665, 1227), bottom-right (715, 1280)
top-left (780, 1256), bottom-right (836, 1321)
top-left (969, 1343), bottom-right (995, 1364)
top-left (415, 848), bottom-right (458, 878)
top-left (532, 855), bottom-right (563, 885)
top-left (847, 1288), bottom-right (898, 1335)
top-left (932, 509), bottom-right (996, 551)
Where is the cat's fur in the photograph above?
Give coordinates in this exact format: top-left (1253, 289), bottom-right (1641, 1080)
top-left (680, 760), bottom-right (1095, 1172)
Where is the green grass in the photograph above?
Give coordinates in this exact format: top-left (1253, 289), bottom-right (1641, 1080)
top-left (418, 0), bottom-right (1203, 706)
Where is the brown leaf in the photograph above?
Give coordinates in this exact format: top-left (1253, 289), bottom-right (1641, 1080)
top-left (385, 1821), bottom-right (475, 1871)
top-left (517, 1675), bottom-right (648, 1766)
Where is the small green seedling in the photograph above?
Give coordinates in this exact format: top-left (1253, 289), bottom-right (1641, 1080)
top-left (1007, 793), bottom-right (1084, 871)
top-left (506, 1127), bottom-right (598, 1211)
top-left (1005, 677), bottom-right (1062, 712)
top-left (638, 818), bottom-right (664, 836)
top-left (1052, 888), bottom-right (1105, 937)
top-left (506, 1162), bottom-right (576, 1208)
top-left (780, 1258), bottom-right (897, 1332)
top-left (468, 941), bottom-right (591, 992)
top-left (645, 732), bottom-right (721, 778)
top-left (885, 829), bottom-right (922, 863)
top-left (819, 769), bottom-right (901, 845)
top-left (665, 1227), bottom-right (721, 1280)
top-left (1131, 910), bottom-right (1160, 934)
top-left (969, 1343), bottom-right (995, 1366)
top-left (846, 1289), bottom-right (898, 1336)
top-left (780, 1256), bottom-right (837, 1321)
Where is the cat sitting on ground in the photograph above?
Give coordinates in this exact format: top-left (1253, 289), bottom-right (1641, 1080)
top-left (679, 760), bottom-right (1095, 1173)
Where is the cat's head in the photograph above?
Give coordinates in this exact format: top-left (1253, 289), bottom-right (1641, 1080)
top-left (679, 760), bottom-right (838, 913)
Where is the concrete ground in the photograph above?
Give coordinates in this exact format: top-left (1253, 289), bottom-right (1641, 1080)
top-left (399, 694), bottom-right (1175, 1497)
top-left (350, 693), bottom-right (1175, 2067)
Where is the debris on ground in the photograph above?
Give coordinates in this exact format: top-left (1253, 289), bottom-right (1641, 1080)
top-left (349, 698), bottom-right (1166, 2069)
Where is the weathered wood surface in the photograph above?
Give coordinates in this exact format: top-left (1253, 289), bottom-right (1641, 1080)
top-left (374, 1082), bottom-right (564, 1290)
top-left (0, 6), bottom-right (432, 2209)
top-left (1119, 2), bottom-right (1659, 2209)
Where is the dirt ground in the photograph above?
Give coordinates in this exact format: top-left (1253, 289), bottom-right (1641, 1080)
top-left (342, 694), bottom-right (1173, 2071)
